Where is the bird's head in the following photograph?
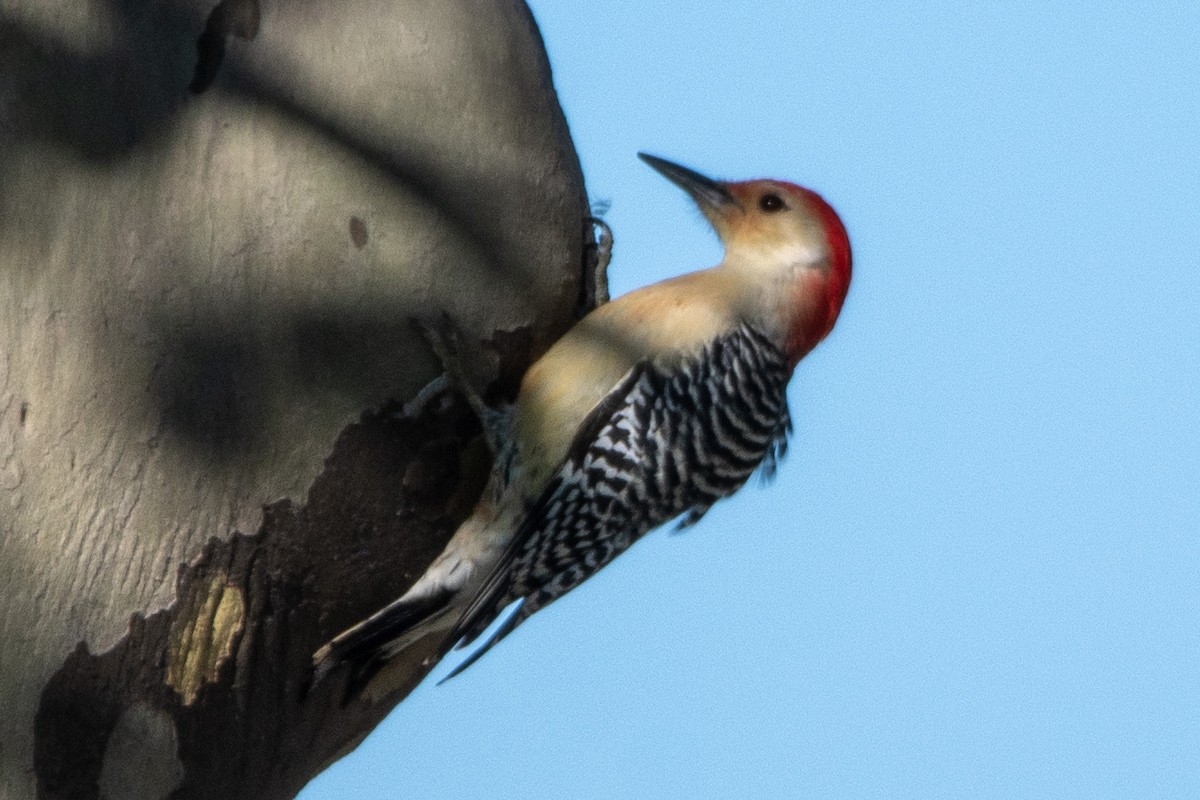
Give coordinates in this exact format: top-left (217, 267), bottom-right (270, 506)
top-left (638, 153), bottom-right (852, 356)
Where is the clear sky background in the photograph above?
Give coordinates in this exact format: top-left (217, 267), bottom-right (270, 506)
top-left (303, 2), bottom-right (1199, 797)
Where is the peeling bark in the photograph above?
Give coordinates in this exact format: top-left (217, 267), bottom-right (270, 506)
top-left (0, 0), bottom-right (600, 797)
top-left (35, 397), bottom-right (487, 800)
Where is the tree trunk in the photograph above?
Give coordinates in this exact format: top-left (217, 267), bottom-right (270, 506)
top-left (0, 1), bottom-right (597, 797)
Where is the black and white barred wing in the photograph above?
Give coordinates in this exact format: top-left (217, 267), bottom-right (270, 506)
top-left (443, 325), bottom-right (792, 679)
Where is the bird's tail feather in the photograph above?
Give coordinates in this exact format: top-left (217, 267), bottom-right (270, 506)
top-left (437, 600), bottom-right (525, 684)
top-left (309, 587), bottom-right (454, 703)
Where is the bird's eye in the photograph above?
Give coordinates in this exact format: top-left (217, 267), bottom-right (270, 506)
top-left (759, 193), bottom-right (786, 212)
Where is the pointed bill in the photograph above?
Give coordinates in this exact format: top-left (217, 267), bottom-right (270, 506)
top-left (637, 153), bottom-right (740, 212)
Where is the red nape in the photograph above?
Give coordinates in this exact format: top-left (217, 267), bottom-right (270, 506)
top-left (799, 187), bottom-right (852, 338)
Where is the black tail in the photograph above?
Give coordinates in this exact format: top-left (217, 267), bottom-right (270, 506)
top-left (307, 587), bottom-right (454, 704)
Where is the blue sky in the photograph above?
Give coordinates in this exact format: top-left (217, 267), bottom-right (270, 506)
top-left (303, 2), bottom-right (1200, 797)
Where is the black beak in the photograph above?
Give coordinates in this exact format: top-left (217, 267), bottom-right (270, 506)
top-left (637, 153), bottom-right (740, 212)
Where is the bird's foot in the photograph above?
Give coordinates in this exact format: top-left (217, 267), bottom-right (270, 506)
top-left (408, 314), bottom-right (510, 457)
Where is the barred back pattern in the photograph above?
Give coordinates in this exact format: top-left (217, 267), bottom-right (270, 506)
top-left (454, 323), bottom-right (793, 648)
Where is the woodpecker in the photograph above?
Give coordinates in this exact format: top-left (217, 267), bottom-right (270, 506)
top-left (312, 153), bottom-right (851, 695)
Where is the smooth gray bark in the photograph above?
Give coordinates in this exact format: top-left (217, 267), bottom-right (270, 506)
top-left (0, 1), bottom-right (596, 797)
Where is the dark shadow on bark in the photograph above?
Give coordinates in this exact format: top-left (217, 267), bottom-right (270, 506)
top-left (128, 299), bottom-right (546, 463)
top-left (0, 1), bottom-right (579, 305)
top-left (150, 330), bottom-right (268, 457)
top-left (0, 2), bottom-right (197, 162)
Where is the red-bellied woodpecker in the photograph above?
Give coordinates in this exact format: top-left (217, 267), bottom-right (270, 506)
top-left (312, 153), bottom-right (851, 695)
